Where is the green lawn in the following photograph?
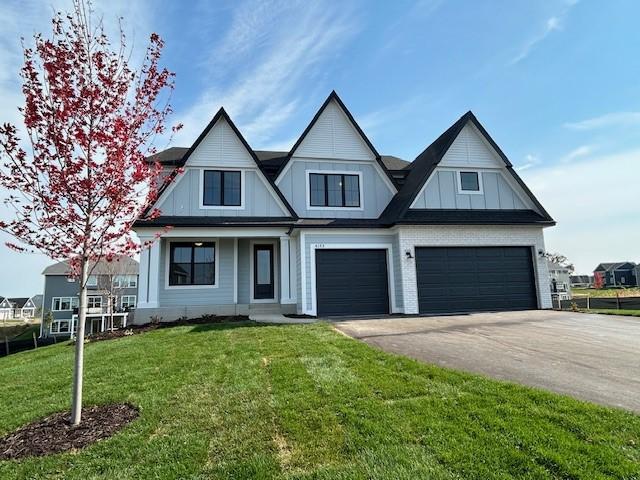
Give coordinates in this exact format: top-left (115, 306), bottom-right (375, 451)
top-left (1, 322), bottom-right (639, 479)
top-left (581, 309), bottom-right (640, 317)
top-left (572, 287), bottom-right (640, 297)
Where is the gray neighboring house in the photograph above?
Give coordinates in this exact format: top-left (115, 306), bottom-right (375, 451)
top-left (132, 91), bottom-right (555, 322)
top-left (593, 262), bottom-right (638, 288)
top-left (40, 256), bottom-right (139, 337)
top-left (547, 260), bottom-right (572, 302)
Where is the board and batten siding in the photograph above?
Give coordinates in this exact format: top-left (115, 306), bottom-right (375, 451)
top-left (411, 170), bottom-right (530, 210)
top-left (157, 168), bottom-right (287, 217)
top-left (300, 233), bottom-right (402, 314)
top-left (277, 160), bottom-right (394, 218)
top-left (158, 238), bottom-right (234, 306)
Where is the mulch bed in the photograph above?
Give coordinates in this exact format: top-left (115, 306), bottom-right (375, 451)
top-left (82, 315), bottom-right (250, 343)
top-left (0, 403), bottom-right (139, 460)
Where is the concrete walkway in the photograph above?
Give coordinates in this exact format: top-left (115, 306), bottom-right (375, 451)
top-left (335, 310), bottom-right (640, 412)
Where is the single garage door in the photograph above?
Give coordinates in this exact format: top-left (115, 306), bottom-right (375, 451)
top-left (416, 246), bottom-right (537, 314)
top-left (316, 249), bottom-right (389, 316)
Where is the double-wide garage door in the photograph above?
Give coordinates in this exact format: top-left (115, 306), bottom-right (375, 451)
top-left (315, 249), bottom-right (389, 317)
top-left (416, 246), bottom-right (537, 314)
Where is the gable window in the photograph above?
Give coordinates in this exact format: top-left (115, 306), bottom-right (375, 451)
top-left (309, 173), bottom-right (360, 208)
top-left (203, 170), bottom-right (241, 206)
top-left (457, 171), bottom-right (483, 194)
top-left (169, 242), bottom-right (216, 286)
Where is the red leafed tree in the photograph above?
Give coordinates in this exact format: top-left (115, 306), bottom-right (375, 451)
top-left (0, 1), bottom-right (179, 425)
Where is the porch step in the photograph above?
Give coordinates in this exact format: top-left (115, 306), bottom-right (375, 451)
top-left (248, 303), bottom-right (282, 314)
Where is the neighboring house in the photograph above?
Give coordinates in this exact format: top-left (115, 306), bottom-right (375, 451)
top-left (133, 91), bottom-right (555, 322)
top-left (570, 275), bottom-right (593, 288)
top-left (548, 260), bottom-right (572, 302)
top-left (0, 296), bottom-right (12, 320)
top-left (593, 262), bottom-right (638, 288)
top-left (40, 256), bottom-right (139, 337)
top-left (0, 295), bottom-right (42, 320)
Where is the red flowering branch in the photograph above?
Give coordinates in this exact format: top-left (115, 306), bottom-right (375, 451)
top-left (0, 0), bottom-right (180, 425)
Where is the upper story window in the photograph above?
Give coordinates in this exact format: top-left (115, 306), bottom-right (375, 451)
top-left (87, 296), bottom-right (102, 309)
top-left (308, 172), bottom-right (361, 208)
top-left (457, 171), bottom-right (483, 194)
top-left (52, 297), bottom-right (79, 311)
top-left (203, 170), bottom-right (241, 207)
top-left (86, 275), bottom-right (98, 287)
top-left (169, 242), bottom-right (216, 286)
top-left (113, 275), bottom-right (137, 288)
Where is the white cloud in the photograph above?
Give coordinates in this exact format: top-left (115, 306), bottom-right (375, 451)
top-left (516, 153), bottom-right (541, 171)
top-left (559, 144), bottom-right (594, 163)
top-left (173, 0), bottom-right (359, 147)
top-left (522, 149), bottom-right (640, 274)
top-left (564, 111), bottom-right (640, 130)
top-left (510, 1), bottom-right (578, 65)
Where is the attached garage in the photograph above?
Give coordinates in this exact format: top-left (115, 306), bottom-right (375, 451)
top-left (315, 249), bottom-right (389, 316)
top-left (416, 246), bottom-right (537, 314)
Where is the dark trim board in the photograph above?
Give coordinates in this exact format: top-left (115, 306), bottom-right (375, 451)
top-left (415, 246), bottom-right (538, 314)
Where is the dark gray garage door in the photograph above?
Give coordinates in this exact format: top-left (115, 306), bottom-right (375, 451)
top-left (416, 247), bottom-right (537, 314)
top-left (316, 249), bottom-right (389, 317)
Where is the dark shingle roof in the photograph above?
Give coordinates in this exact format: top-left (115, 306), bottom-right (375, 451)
top-left (397, 209), bottom-right (554, 225)
top-left (594, 262), bottom-right (636, 272)
top-left (147, 147), bottom-right (189, 166)
top-left (7, 297), bottom-right (29, 308)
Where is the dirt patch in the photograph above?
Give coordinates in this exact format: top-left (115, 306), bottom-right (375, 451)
top-left (84, 315), bottom-right (250, 343)
top-left (0, 403), bottom-right (139, 460)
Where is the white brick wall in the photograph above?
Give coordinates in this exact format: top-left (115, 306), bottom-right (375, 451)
top-left (396, 225), bottom-right (552, 314)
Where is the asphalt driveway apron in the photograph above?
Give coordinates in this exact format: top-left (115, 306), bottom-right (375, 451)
top-left (335, 310), bottom-right (640, 412)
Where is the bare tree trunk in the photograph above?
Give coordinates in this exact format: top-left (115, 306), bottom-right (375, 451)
top-left (71, 257), bottom-right (89, 425)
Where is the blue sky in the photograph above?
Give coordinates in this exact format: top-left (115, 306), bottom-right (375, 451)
top-left (1, 0), bottom-right (639, 296)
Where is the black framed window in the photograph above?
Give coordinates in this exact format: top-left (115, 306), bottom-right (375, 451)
top-left (309, 173), bottom-right (360, 207)
top-left (203, 170), bottom-right (241, 206)
top-left (459, 171), bottom-right (480, 191)
top-left (169, 242), bottom-right (215, 286)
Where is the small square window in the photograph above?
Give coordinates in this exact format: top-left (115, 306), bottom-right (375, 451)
top-left (459, 171), bottom-right (480, 192)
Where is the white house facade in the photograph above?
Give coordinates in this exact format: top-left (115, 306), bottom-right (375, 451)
top-left (133, 91), bottom-right (555, 322)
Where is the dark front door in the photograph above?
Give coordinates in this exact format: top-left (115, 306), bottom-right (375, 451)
top-left (415, 246), bottom-right (538, 314)
top-left (254, 244), bottom-right (274, 300)
top-left (315, 249), bottom-right (389, 317)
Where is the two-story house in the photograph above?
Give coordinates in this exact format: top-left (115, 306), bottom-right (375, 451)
top-left (0, 295), bottom-right (42, 320)
top-left (548, 260), bottom-right (572, 302)
top-left (132, 91), bottom-right (554, 322)
top-left (593, 262), bottom-right (638, 288)
top-left (40, 256), bottom-right (139, 337)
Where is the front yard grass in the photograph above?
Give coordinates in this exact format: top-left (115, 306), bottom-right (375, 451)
top-left (1, 322), bottom-right (639, 479)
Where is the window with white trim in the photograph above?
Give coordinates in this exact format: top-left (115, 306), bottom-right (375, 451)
top-left (113, 275), bottom-right (137, 288)
top-left (50, 320), bottom-right (71, 334)
top-left (87, 275), bottom-right (98, 287)
top-left (52, 297), bottom-right (79, 311)
top-left (457, 171), bottom-right (483, 194)
top-left (203, 170), bottom-right (241, 206)
top-left (121, 295), bottom-right (137, 309)
top-left (87, 296), bottom-right (102, 309)
top-left (309, 173), bottom-right (360, 207)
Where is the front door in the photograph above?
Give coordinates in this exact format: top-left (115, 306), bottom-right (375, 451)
top-left (254, 244), bottom-right (274, 300)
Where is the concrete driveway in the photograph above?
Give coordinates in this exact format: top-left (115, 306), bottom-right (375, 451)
top-left (335, 310), bottom-right (640, 412)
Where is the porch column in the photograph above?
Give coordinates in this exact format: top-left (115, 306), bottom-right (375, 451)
top-left (146, 240), bottom-right (161, 308)
top-left (137, 238), bottom-right (160, 309)
top-left (279, 236), bottom-right (295, 304)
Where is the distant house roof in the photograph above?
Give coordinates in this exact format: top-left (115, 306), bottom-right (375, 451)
top-left (570, 275), bottom-right (592, 284)
top-left (42, 255), bottom-right (139, 276)
top-left (7, 297), bottom-right (30, 309)
top-left (594, 262), bottom-right (636, 272)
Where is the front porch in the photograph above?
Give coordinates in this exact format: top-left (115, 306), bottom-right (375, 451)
top-left (134, 228), bottom-right (298, 324)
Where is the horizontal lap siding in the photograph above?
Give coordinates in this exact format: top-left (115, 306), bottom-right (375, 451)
top-left (159, 238), bottom-right (234, 306)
